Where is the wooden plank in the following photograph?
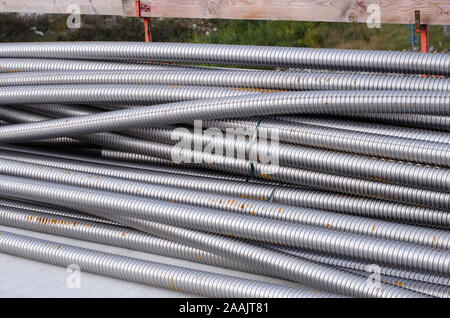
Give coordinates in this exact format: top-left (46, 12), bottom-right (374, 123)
top-left (0, 0), bottom-right (151, 17)
top-left (147, 0), bottom-right (449, 25)
top-left (0, 0), bottom-right (448, 25)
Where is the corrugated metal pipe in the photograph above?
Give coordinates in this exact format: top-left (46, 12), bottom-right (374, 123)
top-left (0, 41), bottom-right (448, 299)
top-left (0, 174), bottom-right (448, 277)
top-left (0, 69), bottom-right (447, 91)
top-left (0, 157), bottom-right (447, 249)
top-left (0, 42), bottom-right (447, 75)
top-left (0, 230), bottom-right (337, 298)
top-left (2, 146), bottom-right (448, 228)
top-left (0, 90), bottom-right (447, 143)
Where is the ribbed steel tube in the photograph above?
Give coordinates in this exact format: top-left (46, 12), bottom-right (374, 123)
top-left (0, 105), bottom-right (76, 123)
top-left (0, 58), bottom-right (220, 72)
top-left (0, 145), bottom-right (253, 183)
top-left (0, 107), bottom-right (92, 147)
top-left (251, 161), bottom-right (450, 210)
top-left (0, 205), bottom-right (255, 275)
top-left (60, 134), bottom-right (450, 209)
top-left (96, 211), bottom-right (424, 298)
top-left (23, 103), bottom-right (450, 156)
top-left (0, 203), bottom-right (353, 297)
top-left (16, 103), bottom-right (450, 177)
top-left (13, 203), bottom-right (430, 297)
top-left (5, 196), bottom-right (446, 291)
top-left (274, 247), bottom-right (450, 298)
top-left (0, 69), bottom-right (447, 91)
top-left (18, 139), bottom-right (95, 149)
top-left (0, 230), bottom-right (333, 298)
top-left (1, 157), bottom-right (447, 249)
top-left (347, 113), bottom-right (450, 132)
top-left (0, 90), bottom-right (447, 144)
top-left (0, 203), bottom-right (338, 287)
top-left (0, 109), bottom-right (85, 146)
top-left (0, 197), bottom-right (118, 226)
top-left (17, 104), bottom-right (102, 117)
top-left (0, 42), bottom-right (447, 75)
top-left (266, 244), bottom-right (450, 289)
top-left (125, 124), bottom-right (450, 186)
top-left (199, 117), bottom-right (450, 166)
top-left (264, 242), bottom-right (450, 290)
top-left (273, 116), bottom-right (450, 145)
top-left (1, 41), bottom-right (448, 299)
top-left (0, 84), bottom-right (259, 107)
top-left (2, 146), bottom-right (449, 222)
top-left (266, 244), bottom-right (450, 297)
top-left (2, 222), bottom-right (421, 298)
top-left (0, 174), bottom-right (448, 276)
top-left (9, 105), bottom-right (450, 190)
top-left (0, 202), bottom-right (442, 297)
top-left (348, 270), bottom-right (450, 298)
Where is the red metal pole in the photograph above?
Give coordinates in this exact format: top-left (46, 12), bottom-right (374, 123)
top-left (415, 10), bottom-right (429, 53)
top-left (144, 18), bottom-right (152, 43)
top-left (135, 0), bottom-right (152, 42)
top-left (420, 25), bottom-right (429, 53)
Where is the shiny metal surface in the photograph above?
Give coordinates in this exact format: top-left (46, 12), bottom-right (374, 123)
top-left (0, 230), bottom-right (332, 298)
top-left (0, 42), bottom-right (448, 298)
top-left (0, 42), bottom-right (447, 75)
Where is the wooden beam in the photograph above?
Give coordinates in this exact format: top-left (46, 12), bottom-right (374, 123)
top-left (0, 0), bottom-right (448, 25)
top-left (0, 1), bottom-right (152, 17)
top-left (148, 0), bottom-right (450, 25)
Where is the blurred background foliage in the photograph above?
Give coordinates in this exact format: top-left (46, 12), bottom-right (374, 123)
top-left (0, 13), bottom-right (448, 52)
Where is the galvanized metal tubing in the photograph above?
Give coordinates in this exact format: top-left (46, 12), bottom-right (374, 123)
top-left (0, 84), bottom-right (259, 108)
top-left (0, 186), bottom-right (417, 298)
top-left (345, 113), bottom-right (450, 132)
top-left (20, 103), bottom-right (450, 149)
top-left (270, 244), bottom-right (450, 287)
top-left (1, 146), bottom-right (448, 228)
top-left (15, 104), bottom-right (102, 117)
top-left (0, 145), bottom-right (254, 183)
top-left (3, 195), bottom-right (445, 291)
top-left (0, 58), bottom-right (224, 72)
top-left (0, 204), bottom-right (253, 275)
top-left (201, 117), bottom-right (450, 164)
top-left (4, 131), bottom-right (450, 212)
top-left (0, 69), bottom-right (448, 91)
top-left (7, 105), bottom-right (450, 192)
top-left (0, 222), bottom-right (419, 298)
top-left (0, 106), bottom-right (93, 147)
top-left (273, 116), bottom-right (450, 145)
top-left (0, 230), bottom-right (333, 298)
top-left (0, 157), bottom-right (448, 250)
top-left (265, 245), bottom-right (450, 298)
top-left (0, 174), bottom-right (448, 278)
top-left (81, 210), bottom-right (425, 298)
top-left (0, 42), bottom-right (447, 75)
top-left (0, 204), bottom-right (439, 297)
top-left (0, 42), bottom-right (448, 298)
top-left (28, 132), bottom-right (450, 211)
top-left (116, 124), bottom-right (450, 186)
top-left (0, 90), bottom-right (448, 144)
top-left (0, 197), bottom-right (119, 226)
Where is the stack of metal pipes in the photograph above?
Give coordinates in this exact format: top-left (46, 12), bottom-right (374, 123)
top-left (0, 42), bottom-right (449, 298)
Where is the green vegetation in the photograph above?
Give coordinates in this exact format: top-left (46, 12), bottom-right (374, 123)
top-left (0, 13), bottom-right (448, 52)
